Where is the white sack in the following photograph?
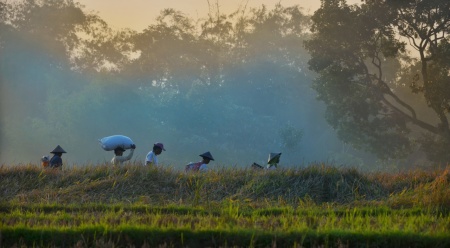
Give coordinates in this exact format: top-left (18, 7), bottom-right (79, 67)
top-left (99, 135), bottom-right (135, 151)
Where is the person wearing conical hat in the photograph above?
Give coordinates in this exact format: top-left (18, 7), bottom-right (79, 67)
top-left (185, 151), bottom-right (215, 172)
top-left (267, 152), bottom-right (281, 169)
top-left (145, 142), bottom-right (165, 166)
top-left (111, 144), bottom-right (136, 166)
top-left (49, 145), bottom-right (66, 169)
top-left (198, 151), bottom-right (214, 172)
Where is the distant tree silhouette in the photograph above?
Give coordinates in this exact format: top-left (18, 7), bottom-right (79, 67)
top-left (305, 0), bottom-right (450, 163)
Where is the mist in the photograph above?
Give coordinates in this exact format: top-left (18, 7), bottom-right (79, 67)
top-left (3, 0), bottom-right (446, 169)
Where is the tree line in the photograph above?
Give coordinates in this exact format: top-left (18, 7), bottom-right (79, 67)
top-left (0, 0), bottom-right (448, 167)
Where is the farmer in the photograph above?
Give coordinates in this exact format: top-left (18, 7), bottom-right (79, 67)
top-left (267, 152), bottom-right (282, 169)
top-left (111, 144), bottom-right (136, 165)
top-left (49, 145), bottom-right (66, 169)
top-left (145, 142), bottom-right (165, 166)
top-left (185, 151), bottom-right (215, 172)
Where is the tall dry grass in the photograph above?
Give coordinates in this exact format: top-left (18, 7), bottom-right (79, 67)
top-left (1, 163), bottom-right (449, 209)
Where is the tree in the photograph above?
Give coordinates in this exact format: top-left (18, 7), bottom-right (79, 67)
top-left (70, 15), bottom-right (137, 73)
top-left (0, 0), bottom-right (100, 160)
top-left (305, 0), bottom-right (450, 164)
top-left (119, 4), bottom-right (319, 165)
top-left (5, 0), bottom-right (88, 63)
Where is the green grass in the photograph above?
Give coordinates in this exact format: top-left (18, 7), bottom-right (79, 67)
top-left (1, 203), bottom-right (449, 247)
top-left (1, 163), bottom-right (449, 247)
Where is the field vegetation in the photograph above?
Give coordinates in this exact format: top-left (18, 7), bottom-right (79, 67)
top-left (1, 163), bottom-right (449, 247)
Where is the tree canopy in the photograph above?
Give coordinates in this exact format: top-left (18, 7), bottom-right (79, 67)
top-left (305, 0), bottom-right (450, 164)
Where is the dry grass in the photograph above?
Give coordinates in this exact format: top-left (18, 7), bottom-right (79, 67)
top-left (1, 163), bottom-right (449, 209)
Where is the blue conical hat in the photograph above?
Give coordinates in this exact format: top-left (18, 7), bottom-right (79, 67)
top-left (199, 151), bottom-right (214, 161)
top-left (50, 145), bottom-right (66, 154)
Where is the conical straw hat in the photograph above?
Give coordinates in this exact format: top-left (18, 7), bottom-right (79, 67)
top-left (199, 151), bottom-right (214, 161)
top-left (50, 145), bottom-right (66, 154)
top-left (267, 152), bottom-right (281, 164)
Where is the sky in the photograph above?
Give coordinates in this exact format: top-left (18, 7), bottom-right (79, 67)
top-left (76, 0), bottom-right (361, 31)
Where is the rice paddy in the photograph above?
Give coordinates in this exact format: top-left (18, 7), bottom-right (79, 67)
top-left (1, 163), bottom-right (449, 247)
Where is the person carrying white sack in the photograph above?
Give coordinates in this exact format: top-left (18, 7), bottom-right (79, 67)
top-left (99, 135), bottom-right (136, 165)
top-left (111, 144), bottom-right (136, 165)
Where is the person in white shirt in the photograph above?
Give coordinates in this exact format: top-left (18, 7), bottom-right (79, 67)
top-left (145, 142), bottom-right (165, 166)
top-left (111, 144), bottom-right (135, 165)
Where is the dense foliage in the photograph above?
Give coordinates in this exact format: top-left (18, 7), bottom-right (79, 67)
top-left (305, 0), bottom-right (450, 163)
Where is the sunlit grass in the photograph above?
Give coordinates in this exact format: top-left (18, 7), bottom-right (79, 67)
top-left (1, 163), bottom-right (449, 247)
top-left (1, 203), bottom-right (449, 247)
top-left (1, 163), bottom-right (449, 208)
top-left (2, 205), bottom-right (449, 233)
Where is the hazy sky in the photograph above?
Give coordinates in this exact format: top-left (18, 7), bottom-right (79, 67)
top-left (76, 0), bottom-right (361, 31)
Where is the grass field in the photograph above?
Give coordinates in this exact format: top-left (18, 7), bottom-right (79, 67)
top-left (1, 163), bottom-right (449, 247)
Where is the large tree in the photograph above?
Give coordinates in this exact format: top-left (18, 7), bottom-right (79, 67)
top-left (305, 0), bottom-right (450, 164)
